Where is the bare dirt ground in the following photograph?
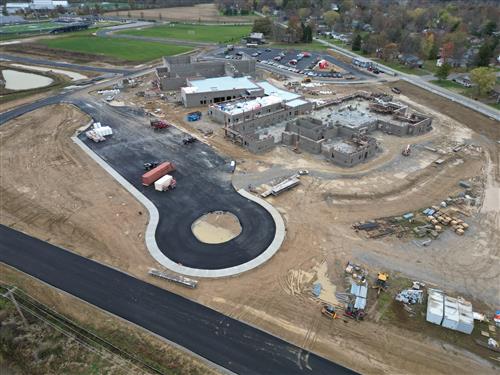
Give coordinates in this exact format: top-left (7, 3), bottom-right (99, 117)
top-left (1, 74), bottom-right (499, 375)
top-left (106, 4), bottom-right (256, 23)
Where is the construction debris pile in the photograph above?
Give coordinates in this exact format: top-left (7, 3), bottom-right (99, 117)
top-left (85, 122), bottom-right (113, 143)
top-left (354, 180), bottom-right (478, 242)
top-left (395, 282), bottom-right (425, 305)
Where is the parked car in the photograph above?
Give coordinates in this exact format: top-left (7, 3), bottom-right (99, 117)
top-left (391, 87), bottom-right (401, 94)
top-left (289, 59), bottom-right (298, 65)
top-left (274, 55), bottom-right (282, 61)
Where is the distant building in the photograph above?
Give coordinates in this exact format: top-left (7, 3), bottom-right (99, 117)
top-left (6, 0), bottom-right (68, 14)
top-left (181, 76), bottom-right (262, 107)
top-left (245, 32), bottom-right (265, 44)
top-left (156, 55), bottom-right (256, 91)
top-left (398, 54), bottom-right (423, 68)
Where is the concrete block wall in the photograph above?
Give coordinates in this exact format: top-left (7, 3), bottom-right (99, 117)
top-left (282, 131), bottom-right (298, 146)
top-left (243, 135), bottom-right (276, 153)
top-left (298, 136), bottom-right (323, 154)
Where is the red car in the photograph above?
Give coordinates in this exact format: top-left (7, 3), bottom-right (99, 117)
top-left (302, 52), bottom-right (311, 57)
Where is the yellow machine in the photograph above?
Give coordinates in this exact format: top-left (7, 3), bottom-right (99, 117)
top-left (321, 304), bottom-right (338, 319)
top-left (373, 272), bottom-right (389, 296)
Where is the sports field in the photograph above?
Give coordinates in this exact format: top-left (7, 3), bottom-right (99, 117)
top-left (38, 35), bottom-right (192, 62)
top-left (0, 22), bottom-right (61, 34)
top-left (118, 23), bottom-right (251, 43)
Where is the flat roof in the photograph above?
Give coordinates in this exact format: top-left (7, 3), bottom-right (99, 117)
top-left (184, 76), bottom-right (258, 94)
top-left (286, 99), bottom-right (309, 108)
top-left (214, 95), bottom-right (283, 116)
top-left (256, 81), bottom-right (301, 102)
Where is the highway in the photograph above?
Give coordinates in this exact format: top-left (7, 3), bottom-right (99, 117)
top-left (0, 225), bottom-right (357, 375)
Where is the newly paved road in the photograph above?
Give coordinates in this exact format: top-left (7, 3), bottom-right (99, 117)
top-left (73, 98), bottom-right (276, 270)
top-left (0, 224), bottom-right (357, 375)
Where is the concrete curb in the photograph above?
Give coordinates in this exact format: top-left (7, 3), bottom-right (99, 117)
top-left (71, 135), bottom-right (285, 278)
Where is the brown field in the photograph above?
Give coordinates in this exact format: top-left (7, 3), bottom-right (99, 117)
top-left (1, 73), bottom-right (499, 375)
top-left (106, 3), bottom-right (256, 23)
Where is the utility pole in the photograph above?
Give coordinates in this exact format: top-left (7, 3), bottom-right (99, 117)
top-left (2, 287), bottom-right (28, 327)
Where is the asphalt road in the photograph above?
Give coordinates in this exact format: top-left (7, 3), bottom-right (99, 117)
top-left (0, 224), bottom-right (358, 375)
top-left (73, 98), bottom-right (276, 269)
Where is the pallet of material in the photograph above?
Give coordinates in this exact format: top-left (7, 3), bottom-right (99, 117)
top-left (148, 269), bottom-right (197, 288)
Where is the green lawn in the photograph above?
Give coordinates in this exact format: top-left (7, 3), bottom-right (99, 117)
top-left (38, 35), bottom-right (192, 62)
top-left (118, 23), bottom-right (251, 43)
top-left (270, 40), bottom-right (330, 51)
top-left (429, 79), bottom-right (467, 90)
top-left (0, 22), bottom-right (61, 35)
top-left (373, 59), bottom-right (429, 76)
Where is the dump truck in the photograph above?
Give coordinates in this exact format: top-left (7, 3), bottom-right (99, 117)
top-left (142, 161), bottom-right (176, 186)
top-left (154, 174), bottom-right (176, 191)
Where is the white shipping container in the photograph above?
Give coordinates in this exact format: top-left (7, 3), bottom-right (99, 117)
top-left (426, 289), bottom-right (445, 325)
top-left (154, 174), bottom-right (173, 191)
top-left (442, 296), bottom-right (459, 330)
top-left (94, 126), bottom-right (113, 137)
top-left (456, 298), bottom-right (474, 334)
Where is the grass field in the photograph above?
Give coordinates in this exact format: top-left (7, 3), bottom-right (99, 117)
top-left (38, 35), bottom-right (192, 62)
top-left (0, 22), bottom-right (61, 34)
top-left (118, 23), bottom-right (251, 43)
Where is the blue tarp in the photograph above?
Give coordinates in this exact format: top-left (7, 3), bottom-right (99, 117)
top-left (312, 283), bottom-right (322, 297)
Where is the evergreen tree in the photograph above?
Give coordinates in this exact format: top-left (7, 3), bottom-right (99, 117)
top-left (352, 34), bottom-right (362, 51)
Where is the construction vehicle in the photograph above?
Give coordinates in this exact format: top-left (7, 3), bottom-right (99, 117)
top-left (344, 304), bottom-right (365, 321)
top-left (402, 144), bottom-right (411, 156)
top-left (187, 111), bottom-right (202, 122)
top-left (183, 136), bottom-right (197, 145)
top-left (150, 119), bottom-right (170, 130)
top-left (321, 304), bottom-right (338, 319)
top-left (372, 272), bottom-right (389, 296)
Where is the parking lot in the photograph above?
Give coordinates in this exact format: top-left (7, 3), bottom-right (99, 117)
top-left (217, 46), bottom-right (372, 80)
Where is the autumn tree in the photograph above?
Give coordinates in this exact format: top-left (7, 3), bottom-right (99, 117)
top-left (470, 67), bottom-right (496, 95)
top-left (253, 17), bottom-right (273, 35)
top-left (324, 11), bottom-right (339, 28)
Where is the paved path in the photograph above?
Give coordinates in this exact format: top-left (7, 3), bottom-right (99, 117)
top-left (70, 97), bottom-right (283, 275)
top-left (314, 38), bottom-right (500, 121)
top-left (0, 224), bottom-right (357, 375)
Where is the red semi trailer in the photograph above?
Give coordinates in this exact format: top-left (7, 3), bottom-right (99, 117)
top-left (142, 162), bottom-right (176, 186)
